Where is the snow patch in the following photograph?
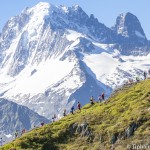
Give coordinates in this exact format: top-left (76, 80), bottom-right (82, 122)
top-left (66, 30), bottom-right (84, 41)
top-left (0, 58), bottom-right (75, 95)
top-left (135, 30), bottom-right (145, 39)
top-left (61, 6), bottom-right (69, 13)
top-left (83, 52), bottom-right (150, 89)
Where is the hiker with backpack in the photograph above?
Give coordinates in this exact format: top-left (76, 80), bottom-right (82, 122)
top-left (90, 96), bottom-right (94, 105)
top-left (70, 106), bottom-right (74, 114)
top-left (98, 95), bottom-right (102, 103)
top-left (101, 92), bottom-right (105, 100)
top-left (144, 71), bottom-right (147, 80)
top-left (15, 130), bottom-right (18, 139)
top-left (41, 121), bottom-right (45, 126)
top-left (52, 114), bottom-right (56, 122)
top-left (63, 109), bottom-right (67, 116)
top-left (136, 77), bottom-right (140, 82)
top-left (21, 128), bottom-right (26, 135)
top-left (77, 102), bottom-right (81, 111)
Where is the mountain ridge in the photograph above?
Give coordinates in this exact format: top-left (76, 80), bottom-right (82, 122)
top-left (0, 2), bottom-right (150, 122)
top-left (0, 98), bottom-right (49, 134)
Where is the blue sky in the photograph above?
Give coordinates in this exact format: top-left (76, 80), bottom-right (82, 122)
top-left (0, 0), bottom-right (150, 38)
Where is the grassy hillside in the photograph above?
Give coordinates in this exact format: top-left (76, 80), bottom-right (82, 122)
top-left (1, 79), bottom-right (150, 150)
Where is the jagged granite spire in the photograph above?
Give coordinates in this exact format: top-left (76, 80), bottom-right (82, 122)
top-left (112, 12), bottom-right (149, 55)
top-left (113, 12), bottom-right (146, 40)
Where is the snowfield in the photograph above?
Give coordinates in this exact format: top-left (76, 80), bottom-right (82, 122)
top-left (0, 58), bottom-right (75, 96)
top-left (83, 50), bottom-right (150, 89)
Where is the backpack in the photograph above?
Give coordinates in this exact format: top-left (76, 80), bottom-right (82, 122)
top-left (71, 106), bottom-right (74, 110)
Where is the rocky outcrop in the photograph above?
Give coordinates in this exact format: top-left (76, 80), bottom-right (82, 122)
top-left (69, 118), bottom-right (147, 146)
top-left (110, 117), bottom-right (148, 145)
top-left (69, 122), bottom-right (94, 142)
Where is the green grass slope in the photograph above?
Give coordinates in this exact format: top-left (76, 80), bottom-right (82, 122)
top-left (1, 79), bottom-right (150, 150)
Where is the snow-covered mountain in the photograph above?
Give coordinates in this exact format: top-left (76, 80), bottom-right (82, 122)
top-left (0, 2), bottom-right (150, 120)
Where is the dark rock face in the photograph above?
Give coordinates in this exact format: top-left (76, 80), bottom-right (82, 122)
top-left (66, 9), bottom-right (150, 55)
top-left (112, 12), bottom-right (149, 55)
top-left (110, 118), bottom-right (148, 145)
top-left (125, 122), bottom-right (137, 138)
top-left (111, 133), bottom-right (118, 144)
top-left (86, 14), bottom-right (117, 43)
top-left (69, 122), bottom-right (94, 141)
top-left (0, 98), bottom-right (49, 134)
top-left (114, 12), bottom-right (146, 39)
top-left (67, 5), bottom-right (89, 27)
top-left (66, 6), bottom-right (116, 43)
top-left (70, 118), bottom-right (147, 146)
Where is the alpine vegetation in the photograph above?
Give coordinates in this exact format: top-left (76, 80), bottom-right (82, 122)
top-left (0, 2), bottom-right (150, 133)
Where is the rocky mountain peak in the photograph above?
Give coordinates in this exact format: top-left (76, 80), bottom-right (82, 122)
top-left (114, 12), bottom-right (146, 40)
